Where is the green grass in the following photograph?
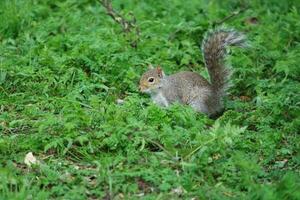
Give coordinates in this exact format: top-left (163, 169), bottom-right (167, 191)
top-left (0, 0), bottom-right (300, 199)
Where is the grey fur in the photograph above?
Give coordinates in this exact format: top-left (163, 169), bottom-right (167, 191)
top-left (139, 29), bottom-right (246, 116)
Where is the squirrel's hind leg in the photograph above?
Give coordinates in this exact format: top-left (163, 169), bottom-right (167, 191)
top-left (189, 100), bottom-right (210, 114)
top-left (187, 87), bottom-right (214, 115)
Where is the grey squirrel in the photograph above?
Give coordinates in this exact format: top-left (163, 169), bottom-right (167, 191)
top-left (139, 28), bottom-right (246, 116)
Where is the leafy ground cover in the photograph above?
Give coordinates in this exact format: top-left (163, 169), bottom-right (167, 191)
top-left (0, 0), bottom-right (299, 199)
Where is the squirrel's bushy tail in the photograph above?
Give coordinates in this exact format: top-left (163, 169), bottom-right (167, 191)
top-left (202, 29), bottom-right (246, 97)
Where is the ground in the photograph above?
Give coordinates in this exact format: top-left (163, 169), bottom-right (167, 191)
top-left (0, 0), bottom-right (299, 199)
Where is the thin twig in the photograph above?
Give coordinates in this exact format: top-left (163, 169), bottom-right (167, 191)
top-left (146, 138), bottom-right (175, 159)
top-left (98, 0), bottom-right (140, 48)
top-left (213, 6), bottom-right (249, 26)
top-left (184, 137), bottom-right (216, 160)
top-left (2, 125), bottom-right (33, 135)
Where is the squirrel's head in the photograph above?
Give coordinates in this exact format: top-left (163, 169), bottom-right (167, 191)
top-left (139, 66), bottom-right (165, 94)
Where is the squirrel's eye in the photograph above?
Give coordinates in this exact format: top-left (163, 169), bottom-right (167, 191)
top-left (148, 77), bottom-right (155, 83)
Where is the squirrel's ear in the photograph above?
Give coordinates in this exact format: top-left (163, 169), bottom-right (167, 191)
top-left (156, 66), bottom-right (165, 78)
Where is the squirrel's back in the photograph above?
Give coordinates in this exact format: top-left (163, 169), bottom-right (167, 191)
top-left (167, 71), bottom-right (210, 88)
